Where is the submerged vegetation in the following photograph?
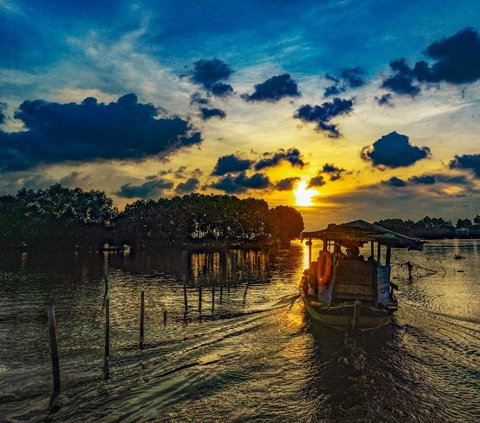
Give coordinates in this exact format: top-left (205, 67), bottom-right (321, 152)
top-left (0, 184), bottom-right (304, 250)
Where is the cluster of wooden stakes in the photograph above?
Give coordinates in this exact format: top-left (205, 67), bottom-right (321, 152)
top-left (46, 267), bottom-right (247, 401)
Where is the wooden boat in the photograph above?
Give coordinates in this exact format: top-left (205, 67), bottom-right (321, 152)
top-left (300, 220), bottom-right (423, 331)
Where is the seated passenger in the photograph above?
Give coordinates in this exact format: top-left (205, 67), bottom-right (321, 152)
top-left (346, 246), bottom-right (360, 259)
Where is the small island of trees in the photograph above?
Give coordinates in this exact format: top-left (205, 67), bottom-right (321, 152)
top-left (375, 216), bottom-right (480, 239)
top-left (0, 184), bottom-right (304, 251)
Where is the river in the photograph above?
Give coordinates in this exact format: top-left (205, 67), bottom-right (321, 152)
top-left (0, 239), bottom-right (479, 422)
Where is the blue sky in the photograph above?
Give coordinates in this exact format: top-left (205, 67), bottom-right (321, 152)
top-left (1, 0), bottom-right (480, 228)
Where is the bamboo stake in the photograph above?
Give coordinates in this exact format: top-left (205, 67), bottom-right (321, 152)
top-left (211, 283), bottom-right (215, 313)
top-left (47, 305), bottom-right (61, 394)
top-left (198, 278), bottom-right (202, 314)
top-left (105, 298), bottom-right (110, 358)
top-left (103, 297), bottom-right (110, 380)
top-left (139, 291), bottom-right (145, 349)
top-left (183, 275), bottom-right (188, 312)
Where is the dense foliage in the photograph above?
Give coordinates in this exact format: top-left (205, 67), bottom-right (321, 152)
top-left (0, 185), bottom-right (117, 249)
top-left (375, 216), bottom-right (480, 238)
top-left (0, 185), bottom-right (304, 249)
top-left (266, 205), bottom-right (304, 245)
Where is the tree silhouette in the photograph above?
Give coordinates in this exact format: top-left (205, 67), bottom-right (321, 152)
top-left (267, 205), bottom-right (304, 245)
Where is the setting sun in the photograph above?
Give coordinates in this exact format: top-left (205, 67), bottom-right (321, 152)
top-left (294, 181), bottom-right (317, 206)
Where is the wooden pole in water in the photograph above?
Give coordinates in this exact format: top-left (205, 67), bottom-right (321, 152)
top-left (103, 297), bottom-right (110, 380)
top-left (377, 243), bottom-right (382, 264)
top-left (407, 261), bottom-right (413, 282)
top-left (47, 305), bottom-right (61, 394)
top-left (183, 275), bottom-right (188, 312)
top-left (211, 283), bottom-right (215, 313)
top-left (220, 249), bottom-right (226, 303)
top-left (163, 309), bottom-right (167, 325)
top-left (140, 291), bottom-right (145, 344)
top-left (105, 297), bottom-right (110, 358)
top-left (198, 278), bottom-right (202, 313)
top-left (220, 278), bottom-right (223, 303)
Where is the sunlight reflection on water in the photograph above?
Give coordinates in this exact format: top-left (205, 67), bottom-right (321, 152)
top-left (0, 240), bottom-right (479, 422)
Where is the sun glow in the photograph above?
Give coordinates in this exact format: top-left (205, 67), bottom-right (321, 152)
top-left (294, 181), bottom-right (318, 206)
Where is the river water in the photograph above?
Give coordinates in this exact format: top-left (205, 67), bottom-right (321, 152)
top-left (0, 240), bottom-right (479, 422)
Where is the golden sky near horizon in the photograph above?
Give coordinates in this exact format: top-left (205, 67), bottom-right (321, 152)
top-left (2, 2), bottom-right (480, 230)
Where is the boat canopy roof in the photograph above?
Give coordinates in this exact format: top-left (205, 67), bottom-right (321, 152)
top-left (302, 219), bottom-right (424, 251)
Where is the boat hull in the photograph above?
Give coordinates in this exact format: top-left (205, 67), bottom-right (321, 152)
top-left (299, 277), bottom-right (394, 331)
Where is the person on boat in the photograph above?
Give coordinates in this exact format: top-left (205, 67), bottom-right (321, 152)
top-left (345, 246), bottom-right (360, 259)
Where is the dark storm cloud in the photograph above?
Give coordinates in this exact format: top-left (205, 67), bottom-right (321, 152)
top-left (211, 172), bottom-right (271, 194)
top-left (382, 174), bottom-right (461, 187)
top-left (200, 107), bottom-right (226, 120)
top-left (210, 82), bottom-right (234, 97)
top-left (159, 166), bottom-right (186, 178)
top-left (294, 98), bottom-right (354, 138)
top-left (375, 93), bottom-right (393, 106)
top-left (341, 67), bottom-right (366, 88)
top-left (436, 174), bottom-right (470, 185)
top-left (409, 175), bottom-right (436, 185)
top-left (0, 94), bottom-right (202, 172)
top-left (190, 92), bottom-right (209, 105)
top-left (254, 148), bottom-right (305, 170)
top-left (235, 172), bottom-right (271, 189)
top-left (361, 131), bottom-right (431, 168)
top-left (449, 154), bottom-right (480, 177)
top-left (414, 28), bottom-right (480, 84)
top-left (323, 74), bottom-right (343, 97)
top-left (324, 85), bottom-right (343, 97)
top-left (0, 103), bottom-right (7, 124)
top-left (212, 154), bottom-right (254, 176)
top-left (175, 177), bottom-right (200, 194)
top-left (275, 177), bottom-right (300, 191)
top-left (115, 178), bottom-right (174, 199)
top-left (307, 174), bottom-right (326, 188)
top-left (381, 59), bottom-right (420, 96)
top-left (192, 168), bottom-right (203, 177)
top-left (383, 173), bottom-right (469, 188)
top-left (243, 74), bottom-right (300, 102)
top-left (381, 29), bottom-right (480, 96)
top-left (211, 175), bottom-right (243, 194)
top-left (324, 67), bottom-right (366, 98)
top-left (322, 163), bottom-right (346, 181)
top-left (190, 58), bottom-right (233, 88)
top-left (174, 166), bottom-right (187, 179)
top-left (383, 177), bottom-right (407, 187)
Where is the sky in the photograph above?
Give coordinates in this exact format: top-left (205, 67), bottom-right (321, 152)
top-left (1, 0), bottom-right (480, 229)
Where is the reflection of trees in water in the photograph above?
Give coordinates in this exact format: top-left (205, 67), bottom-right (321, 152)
top-left (0, 249), bottom-right (104, 280)
top-left (108, 248), bottom-right (273, 287)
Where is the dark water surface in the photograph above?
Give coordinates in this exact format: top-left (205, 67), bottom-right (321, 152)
top-left (0, 240), bottom-right (479, 422)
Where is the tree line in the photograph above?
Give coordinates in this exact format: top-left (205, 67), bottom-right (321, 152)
top-left (375, 216), bottom-right (480, 239)
top-left (0, 184), bottom-right (304, 250)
